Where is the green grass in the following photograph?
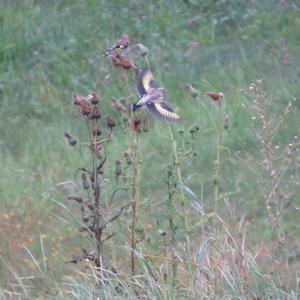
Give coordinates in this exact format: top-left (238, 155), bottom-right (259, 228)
top-left (0, 0), bottom-right (300, 298)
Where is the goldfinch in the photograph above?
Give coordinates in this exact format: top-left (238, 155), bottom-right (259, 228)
top-left (132, 70), bottom-right (180, 123)
top-left (103, 33), bottom-right (130, 57)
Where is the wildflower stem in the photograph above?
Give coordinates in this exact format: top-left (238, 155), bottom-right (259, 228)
top-left (91, 118), bottom-right (102, 268)
top-left (125, 76), bottom-right (141, 275)
top-left (214, 104), bottom-right (223, 213)
top-left (168, 124), bottom-right (193, 285)
top-left (130, 131), bottom-right (140, 275)
top-left (166, 165), bottom-right (177, 291)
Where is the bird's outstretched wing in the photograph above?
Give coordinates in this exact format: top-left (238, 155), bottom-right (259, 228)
top-left (137, 69), bottom-right (156, 97)
top-left (146, 102), bottom-right (180, 122)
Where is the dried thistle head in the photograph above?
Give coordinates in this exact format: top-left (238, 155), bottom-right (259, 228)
top-left (72, 93), bottom-right (83, 105)
top-left (111, 54), bottom-right (135, 70)
top-left (206, 91), bottom-right (224, 102)
top-left (87, 92), bottom-right (99, 105)
top-left (89, 106), bottom-right (101, 120)
top-left (132, 115), bottom-right (142, 132)
top-left (80, 100), bottom-right (92, 116)
top-left (106, 115), bottom-right (116, 129)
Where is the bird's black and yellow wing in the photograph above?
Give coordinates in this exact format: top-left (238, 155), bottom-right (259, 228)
top-left (136, 69), bottom-right (156, 97)
top-left (146, 102), bottom-right (180, 122)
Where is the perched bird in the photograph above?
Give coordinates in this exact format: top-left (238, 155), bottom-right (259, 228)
top-left (103, 33), bottom-right (130, 57)
top-left (132, 69), bottom-right (180, 122)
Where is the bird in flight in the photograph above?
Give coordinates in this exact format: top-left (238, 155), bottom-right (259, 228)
top-left (132, 69), bottom-right (180, 122)
top-left (103, 33), bottom-right (130, 57)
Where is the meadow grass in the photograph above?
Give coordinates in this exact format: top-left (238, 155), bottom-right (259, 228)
top-left (0, 0), bottom-right (300, 298)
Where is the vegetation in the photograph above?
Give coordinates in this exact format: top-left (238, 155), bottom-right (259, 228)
top-left (0, 0), bottom-right (299, 299)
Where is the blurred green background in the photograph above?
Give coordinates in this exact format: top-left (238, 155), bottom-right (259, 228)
top-left (0, 0), bottom-right (299, 295)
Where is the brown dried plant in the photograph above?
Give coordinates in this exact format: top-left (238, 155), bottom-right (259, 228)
top-left (65, 92), bottom-right (127, 284)
top-left (247, 80), bottom-right (298, 239)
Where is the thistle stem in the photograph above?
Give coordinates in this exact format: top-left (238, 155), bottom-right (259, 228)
top-left (214, 104), bottom-right (223, 213)
top-left (168, 124), bottom-right (193, 285)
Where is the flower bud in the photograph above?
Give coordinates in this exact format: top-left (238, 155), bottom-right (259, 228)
top-left (189, 123), bottom-right (200, 134)
top-left (86, 201), bottom-right (95, 210)
top-left (136, 43), bottom-right (149, 57)
top-left (64, 132), bottom-right (77, 146)
top-left (82, 215), bottom-right (90, 223)
top-left (67, 195), bottom-right (83, 203)
top-left (223, 113), bottom-right (230, 129)
top-left (115, 160), bottom-right (122, 178)
top-left (185, 84), bottom-right (199, 98)
top-left (124, 151), bottom-right (132, 165)
top-left (81, 173), bottom-right (90, 190)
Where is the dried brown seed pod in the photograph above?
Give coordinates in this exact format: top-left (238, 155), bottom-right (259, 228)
top-left (111, 54), bottom-right (134, 70)
top-left (106, 115), bottom-right (116, 128)
top-left (206, 91), bottom-right (224, 102)
top-left (132, 115), bottom-right (142, 132)
top-left (89, 106), bottom-right (101, 119)
top-left (79, 99), bottom-right (92, 116)
top-left (87, 92), bottom-right (99, 105)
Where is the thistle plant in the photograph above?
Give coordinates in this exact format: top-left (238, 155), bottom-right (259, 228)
top-left (186, 84), bottom-right (227, 213)
top-left (65, 92), bottom-right (125, 283)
